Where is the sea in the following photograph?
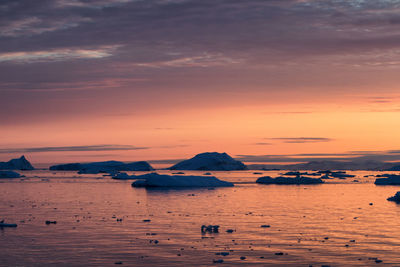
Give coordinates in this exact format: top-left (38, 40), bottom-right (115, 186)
top-left (1, 169), bottom-right (400, 266)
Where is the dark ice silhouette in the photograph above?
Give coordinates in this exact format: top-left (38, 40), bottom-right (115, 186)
top-left (387, 192), bottom-right (400, 203)
top-left (50, 160), bottom-right (154, 174)
top-left (256, 176), bottom-right (324, 185)
top-left (169, 152), bottom-right (247, 171)
top-left (375, 174), bottom-right (400, 185)
top-left (0, 155), bottom-right (34, 170)
top-left (0, 170), bottom-right (22, 178)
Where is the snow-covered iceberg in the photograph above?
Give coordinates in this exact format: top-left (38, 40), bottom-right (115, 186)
top-left (131, 173), bottom-right (234, 187)
top-left (375, 174), bottom-right (400, 185)
top-left (169, 152), bottom-right (247, 171)
top-left (0, 170), bottom-right (22, 178)
top-left (256, 176), bottom-right (324, 185)
top-left (0, 156), bottom-right (34, 170)
top-left (49, 160), bottom-right (154, 174)
top-left (387, 191), bottom-right (400, 203)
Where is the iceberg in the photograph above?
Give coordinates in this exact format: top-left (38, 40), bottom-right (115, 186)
top-left (112, 172), bottom-right (138, 180)
top-left (0, 170), bottom-right (22, 178)
top-left (329, 171), bottom-right (355, 179)
top-left (169, 152), bottom-right (247, 171)
top-left (387, 192), bottom-right (400, 203)
top-left (256, 176), bottom-right (324, 185)
top-left (50, 160), bottom-right (154, 174)
top-left (0, 156), bottom-right (34, 170)
top-left (375, 174), bottom-right (400, 185)
top-left (131, 173), bottom-right (234, 187)
top-left (0, 220), bottom-right (18, 227)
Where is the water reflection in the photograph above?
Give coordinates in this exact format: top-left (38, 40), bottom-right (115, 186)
top-left (1, 170), bottom-right (400, 266)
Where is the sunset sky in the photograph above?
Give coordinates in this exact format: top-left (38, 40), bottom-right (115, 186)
top-left (1, 0), bottom-right (400, 165)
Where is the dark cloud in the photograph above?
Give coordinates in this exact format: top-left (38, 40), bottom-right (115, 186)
top-left (267, 137), bottom-right (333, 143)
top-left (1, 0), bottom-right (400, 124)
top-left (236, 150), bottom-right (400, 163)
top-left (0, 145), bottom-right (149, 153)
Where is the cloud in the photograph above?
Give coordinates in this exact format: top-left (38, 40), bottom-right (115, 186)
top-left (0, 46), bottom-right (119, 63)
top-left (235, 150), bottom-right (400, 163)
top-left (252, 142), bottom-right (273, 146)
top-left (135, 53), bottom-right (240, 68)
top-left (1, 0), bottom-right (400, 125)
top-left (265, 111), bottom-right (314, 115)
top-left (267, 137), bottom-right (333, 143)
top-left (0, 77), bottom-right (145, 92)
top-left (0, 145), bottom-right (149, 153)
top-left (0, 16), bottom-right (92, 37)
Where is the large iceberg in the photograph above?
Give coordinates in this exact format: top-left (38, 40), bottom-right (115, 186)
top-left (256, 176), bottom-right (324, 185)
top-left (0, 156), bottom-right (34, 170)
top-left (131, 173), bottom-right (234, 187)
top-left (49, 160), bottom-right (154, 173)
top-left (0, 170), bottom-right (22, 178)
top-left (374, 174), bottom-right (400, 185)
top-left (169, 152), bottom-right (247, 171)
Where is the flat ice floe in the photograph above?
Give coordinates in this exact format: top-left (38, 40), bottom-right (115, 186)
top-left (374, 174), bottom-right (400, 185)
top-left (112, 172), bottom-right (138, 180)
top-left (0, 170), bottom-right (22, 178)
top-left (256, 176), bottom-right (324, 185)
top-left (131, 173), bottom-right (234, 187)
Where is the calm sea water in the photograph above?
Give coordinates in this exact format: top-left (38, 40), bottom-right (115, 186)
top-left (1, 170), bottom-right (400, 266)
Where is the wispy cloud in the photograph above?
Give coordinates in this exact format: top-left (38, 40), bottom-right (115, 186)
top-left (0, 78), bottom-right (146, 92)
top-left (0, 46), bottom-right (119, 63)
top-left (0, 16), bottom-right (92, 37)
top-left (236, 150), bottom-right (400, 163)
top-left (267, 137), bottom-right (333, 143)
top-left (252, 142), bottom-right (273, 146)
top-left (0, 145), bottom-right (148, 153)
top-left (55, 0), bottom-right (133, 9)
top-left (135, 53), bottom-right (240, 68)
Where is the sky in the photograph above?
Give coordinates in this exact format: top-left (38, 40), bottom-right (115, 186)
top-left (1, 0), bottom-right (400, 165)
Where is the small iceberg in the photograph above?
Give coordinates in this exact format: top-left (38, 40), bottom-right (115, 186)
top-left (281, 171), bottom-right (309, 176)
top-left (0, 155), bottom-right (34, 170)
top-left (0, 220), bottom-right (17, 227)
top-left (387, 192), bottom-right (400, 203)
top-left (375, 174), bottom-right (400, 185)
top-left (169, 152), bottom-right (247, 171)
top-left (256, 176), bottom-right (324, 185)
top-left (329, 171), bottom-right (355, 179)
top-left (131, 173), bottom-right (234, 187)
top-left (112, 172), bottom-right (138, 180)
top-left (0, 170), bottom-right (22, 178)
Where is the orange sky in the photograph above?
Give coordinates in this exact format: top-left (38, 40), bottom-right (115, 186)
top-left (1, 91), bottom-right (400, 164)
